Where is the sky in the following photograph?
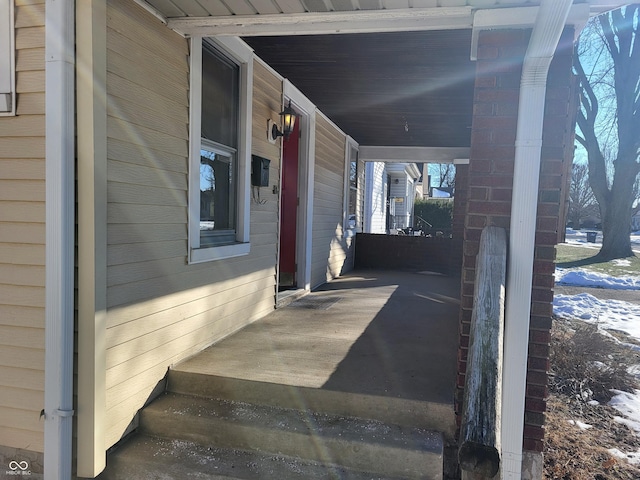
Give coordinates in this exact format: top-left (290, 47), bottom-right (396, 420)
top-left (553, 230), bottom-right (640, 463)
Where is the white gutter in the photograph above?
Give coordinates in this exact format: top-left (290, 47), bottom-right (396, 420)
top-left (501, 0), bottom-right (573, 478)
top-left (44, 0), bottom-right (75, 479)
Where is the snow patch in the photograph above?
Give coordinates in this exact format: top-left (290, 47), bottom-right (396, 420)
top-left (553, 294), bottom-right (640, 340)
top-left (608, 448), bottom-right (640, 465)
top-left (555, 268), bottom-right (640, 290)
top-left (568, 419), bottom-right (593, 430)
top-left (609, 390), bottom-right (640, 434)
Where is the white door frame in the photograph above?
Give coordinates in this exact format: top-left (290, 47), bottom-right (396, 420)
top-left (280, 80), bottom-right (316, 292)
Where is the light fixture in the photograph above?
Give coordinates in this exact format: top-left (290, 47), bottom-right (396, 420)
top-left (268, 100), bottom-right (298, 142)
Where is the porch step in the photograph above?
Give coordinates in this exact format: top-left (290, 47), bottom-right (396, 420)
top-left (98, 434), bottom-right (403, 479)
top-left (137, 392), bottom-right (444, 479)
top-left (99, 368), bottom-right (452, 479)
top-left (168, 370), bottom-right (457, 442)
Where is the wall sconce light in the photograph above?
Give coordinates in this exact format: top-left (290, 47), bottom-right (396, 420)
top-left (268, 100), bottom-right (298, 143)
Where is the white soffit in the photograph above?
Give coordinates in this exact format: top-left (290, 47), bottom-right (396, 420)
top-left (167, 7), bottom-right (474, 37)
top-left (137, 1), bottom-right (628, 39)
top-left (359, 146), bottom-right (470, 163)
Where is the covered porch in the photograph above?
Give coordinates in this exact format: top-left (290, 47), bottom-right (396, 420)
top-left (99, 268), bottom-right (460, 478)
top-left (174, 268), bottom-right (459, 412)
top-left (52, 0), bottom-right (621, 478)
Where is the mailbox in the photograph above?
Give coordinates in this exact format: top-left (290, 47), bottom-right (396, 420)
top-left (251, 155), bottom-right (270, 187)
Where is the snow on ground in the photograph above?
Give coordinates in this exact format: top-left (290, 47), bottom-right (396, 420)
top-left (610, 390), bottom-right (640, 433)
top-left (564, 228), bottom-right (640, 253)
top-left (608, 447), bottom-right (640, 465)
top-left (553, 292), bottom-right (640, 340)
top-left (568, 419), bottom-right (593, 430)
top-left (553, 232), bottom-right (640, 458)
top-left (556, 268), bottom-right (640, 289)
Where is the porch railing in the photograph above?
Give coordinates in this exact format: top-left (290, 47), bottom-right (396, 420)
top-left (459, 226), bottom-right (507, 479)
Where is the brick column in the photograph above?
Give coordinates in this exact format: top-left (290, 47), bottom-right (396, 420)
top-left (456, 28), bottom-right (575, 461)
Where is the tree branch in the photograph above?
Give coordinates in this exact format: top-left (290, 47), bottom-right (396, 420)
top-left (600, 10), bottom-right (620, 62)
top-left (574, 51), bottom-right (599, 123)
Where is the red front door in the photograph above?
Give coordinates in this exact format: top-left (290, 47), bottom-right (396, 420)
top-left (279, 120), bottom-right (300, 288)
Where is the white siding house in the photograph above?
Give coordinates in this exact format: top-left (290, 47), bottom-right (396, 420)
top-left (364, 161), bottom-right (387, 234)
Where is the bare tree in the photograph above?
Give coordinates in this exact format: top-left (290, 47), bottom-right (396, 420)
top-left (574, 5), bottom-right (640, 259)
top-left (436, 164), bottom-right (456, 189)
top-left (568, 163), bottom-right (599, 228)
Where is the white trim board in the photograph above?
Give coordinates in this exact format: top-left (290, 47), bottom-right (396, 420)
top-left (167, 7), bottom-right (474, 37)
top-left (0, 0), bottom-right (15, 115)
top-left (282, 79), bottom-right (316, 292)
top-left (359, 146), bottom-right (470, 163)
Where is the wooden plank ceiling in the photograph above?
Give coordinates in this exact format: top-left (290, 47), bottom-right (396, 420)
top-left (245, 30), bottom-right (476, 147)
top-left (144, 0), bottom-right (540, 17)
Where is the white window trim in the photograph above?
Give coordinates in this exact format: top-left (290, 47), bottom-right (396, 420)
top-left (0, 0), bottom-right (15, 115)
top-left (188, 36), bottom-right (253, 264)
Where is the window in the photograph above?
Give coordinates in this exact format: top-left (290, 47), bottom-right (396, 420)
top-left (199, 143), bottom-right (236, 246)
top-left (189, 37), bottom-right (253, 263)
top-left (345, 142), bottom-right (360, 231)
top-left (348, 151), bottom-right (358, 228)
top-left (0, 0), bottom-right (15, 115)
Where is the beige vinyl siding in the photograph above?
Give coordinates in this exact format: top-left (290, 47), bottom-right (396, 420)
top-left (0, 0), bottom-right (45, 454)
top-left (310, 115), bottom-right (351, 289)
top-left (103, 0), bottom-right (281, 448)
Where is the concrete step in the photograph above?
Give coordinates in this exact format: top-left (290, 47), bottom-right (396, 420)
top-left (139, 392), bottom-right (444, 479)
top-left (167, 370), bottom-right (456, 442)
top-left (97, 434), bottom-right (405, 480)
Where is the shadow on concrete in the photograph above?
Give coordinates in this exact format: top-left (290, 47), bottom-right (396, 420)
top-left (318, 270), bottom-right (460, 404)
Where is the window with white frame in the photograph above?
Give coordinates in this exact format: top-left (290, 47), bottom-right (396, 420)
top-left (346, 142), bottom-right (359, 231)
top-left (189, 37), bottom-right (253, 263)
top-left (0, 0), bottom-right (15, 115)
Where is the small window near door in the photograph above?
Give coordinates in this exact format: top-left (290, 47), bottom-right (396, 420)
top-left (347, 144), bottom-right (359, 230)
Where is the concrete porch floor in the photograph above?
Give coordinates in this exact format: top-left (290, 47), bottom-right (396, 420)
top-left (173, 269), bottom-right (460, 408)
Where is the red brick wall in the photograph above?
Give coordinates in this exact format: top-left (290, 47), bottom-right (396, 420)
top-left (456, 28), bottom-right (575, 454)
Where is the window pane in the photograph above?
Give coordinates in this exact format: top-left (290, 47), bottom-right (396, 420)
top-left (200, 149), bottom-right (236, 246)
top-left (201, 45), bottom-right (239, 147)
top-left (197, 42), bottom-right (240, 249)
top-left (348, 148), bottom-right (358, 223)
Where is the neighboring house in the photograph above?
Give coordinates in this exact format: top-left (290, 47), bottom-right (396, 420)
top-left (363, 161), bottom-right (387, 234)
top-left (632, 211), bottom-right (640, 232)
top-left (0, 1), bottom-right (624, 479)
top-left (387, 163), bottom-right (422, 231)
top-left (362, 162), bottom-right (421, 233)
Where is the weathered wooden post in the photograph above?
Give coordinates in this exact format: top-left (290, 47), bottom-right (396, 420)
top-left (459, 226), bottom-right (507, 479)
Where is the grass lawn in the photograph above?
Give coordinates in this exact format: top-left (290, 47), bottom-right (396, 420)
top-left (556, 243), bottom-right (640, 277)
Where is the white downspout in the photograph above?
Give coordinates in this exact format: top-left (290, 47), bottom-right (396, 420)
top-left (501, 0), bottom-right (572, 478)
top-left (44, 0), bottom-right (75, 479)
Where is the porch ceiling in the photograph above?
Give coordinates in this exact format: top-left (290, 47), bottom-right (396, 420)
top-left (139, 0), bottom-right (626, 148)
top-left (245, 30), bottom-right (475, 147)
